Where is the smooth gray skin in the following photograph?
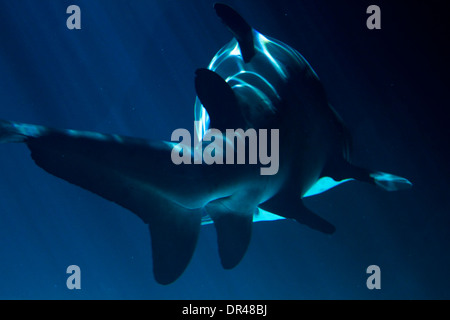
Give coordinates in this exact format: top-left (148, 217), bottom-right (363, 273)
top-left (0, 4), bottom-right (411, 284)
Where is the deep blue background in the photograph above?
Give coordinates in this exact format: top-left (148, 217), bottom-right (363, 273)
top-left (0, 0), bottom-right (448, 299)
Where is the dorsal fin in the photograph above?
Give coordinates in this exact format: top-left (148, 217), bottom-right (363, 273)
top-left (214, 3), bottom-right (255, 63)
top-left (195, 68), bottom-right (246, 131)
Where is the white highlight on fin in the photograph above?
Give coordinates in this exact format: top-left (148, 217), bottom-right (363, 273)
top-left (253, 208), bottom-right (285, 222)
top-left (303, 176), bottom-right (353, 198)
top-left (370, 171), bottom-right (413, 191)
top-left (0, 120), bottom-right (45, 143)
top-left (200, 208), bottom-right (285, 225)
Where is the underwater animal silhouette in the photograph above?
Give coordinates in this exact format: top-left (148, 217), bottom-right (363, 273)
top-left (0, 3), bottom-right (411, 284)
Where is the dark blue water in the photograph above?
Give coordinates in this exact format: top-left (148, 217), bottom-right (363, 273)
top-left (0, 0), bottom-right (448, 299)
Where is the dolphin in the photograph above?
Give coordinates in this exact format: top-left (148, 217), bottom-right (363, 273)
top-left (0, 4), bottom-right (411, 284)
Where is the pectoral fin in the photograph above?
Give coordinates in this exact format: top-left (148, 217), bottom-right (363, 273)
top-left (259, 192), bottom-right (336, 234)
top-left (205, 200), bottom-right (253, 269)
top-left (147, 202), bottom-right (202, 285)
top-left (323, 159), bottom-right (413, 192)
top-left (15, 125), bottom-right (202, 285)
